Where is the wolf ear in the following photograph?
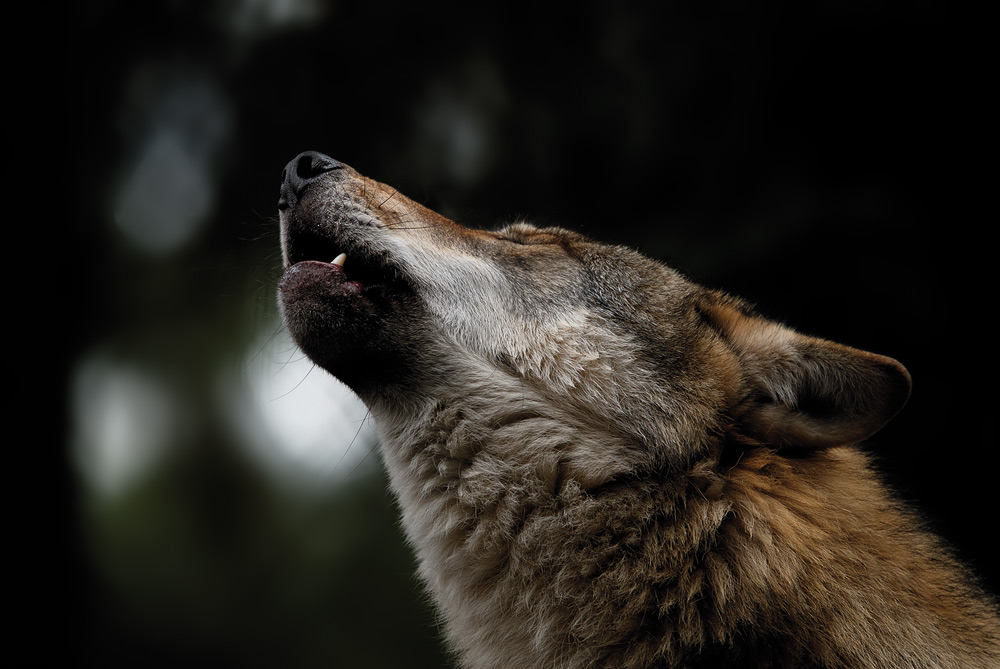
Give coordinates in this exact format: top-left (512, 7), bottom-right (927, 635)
top-left (702, 300), bottom-right (912, 448)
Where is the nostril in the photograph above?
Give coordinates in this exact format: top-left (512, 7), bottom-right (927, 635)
top-left (279, 151), bottom-right (343, 211)
top-left (294, 151), bottom-right (342, 182)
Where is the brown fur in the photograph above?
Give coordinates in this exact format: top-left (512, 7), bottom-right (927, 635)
top-left (276, 152), bottom-right (1000, 667)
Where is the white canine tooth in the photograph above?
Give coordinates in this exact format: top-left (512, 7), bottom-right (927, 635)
top-left (332, 253), bottom-right (347, 267)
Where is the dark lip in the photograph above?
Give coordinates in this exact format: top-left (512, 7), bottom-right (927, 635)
top-left (279, 260), bottom-right (363, 299)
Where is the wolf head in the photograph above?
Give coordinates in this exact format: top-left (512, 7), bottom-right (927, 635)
top-left (278, 151), bottom-right (910, 476)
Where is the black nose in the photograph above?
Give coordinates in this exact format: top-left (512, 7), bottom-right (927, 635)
top-left (278, 151), bottom-right (343, 211)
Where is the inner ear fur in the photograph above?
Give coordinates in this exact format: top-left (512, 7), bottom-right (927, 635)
top-left (702, 298), bottom-right (912, 448)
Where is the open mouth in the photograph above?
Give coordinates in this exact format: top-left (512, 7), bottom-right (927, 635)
top-left (283, 225), bottom-right (404, 297)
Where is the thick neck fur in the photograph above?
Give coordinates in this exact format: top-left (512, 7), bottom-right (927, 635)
top-left (371, 383), bottom-right (999, 669)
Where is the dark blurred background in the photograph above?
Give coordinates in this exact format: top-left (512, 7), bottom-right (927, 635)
top-left (62, 2), bottom-right (989, 667)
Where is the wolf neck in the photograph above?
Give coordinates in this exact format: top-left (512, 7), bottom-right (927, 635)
top-left (370, 391), bottom-right (999, 667)
top-left (371, 378), bottom-right (663, 549)
top-left (369, 372), bottom-right (667, 551)
top-left (367, 374), bottom-right (724, 661)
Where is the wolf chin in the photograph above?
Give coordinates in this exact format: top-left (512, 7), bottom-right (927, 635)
top-left (276, 151), bottom-right (999, 668)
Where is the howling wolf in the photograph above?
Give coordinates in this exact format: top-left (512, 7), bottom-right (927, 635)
top-left (276, 151), bottom-right (999, 668)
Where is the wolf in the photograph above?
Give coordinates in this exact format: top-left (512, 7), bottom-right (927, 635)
top-left (276, 151), bottom-right (999, 668)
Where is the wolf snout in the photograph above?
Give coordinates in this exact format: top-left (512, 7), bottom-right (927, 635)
top-left (278, 150), bottom-right (343, 211)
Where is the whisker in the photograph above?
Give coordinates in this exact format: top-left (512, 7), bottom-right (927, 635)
top-left (271, 360), bottom-right (318, 401)
top-left (244, 321), bottom-right (287, 372)
top-left (332, 408), bottom-right (372, 473)
top-left (384, 215), bottom-right (443, 232)
top-left (345, 410), bottom-right (379, 478)
top-left (378, 189), bottom-right (398, 208)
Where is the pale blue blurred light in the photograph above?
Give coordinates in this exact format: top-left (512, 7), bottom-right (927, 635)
top-left (72, 352), bottom-right (186, 497)
top-left (113, 66), bottom-right (233, 255)
top-left (221, 324), bottom-right (378, 493)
